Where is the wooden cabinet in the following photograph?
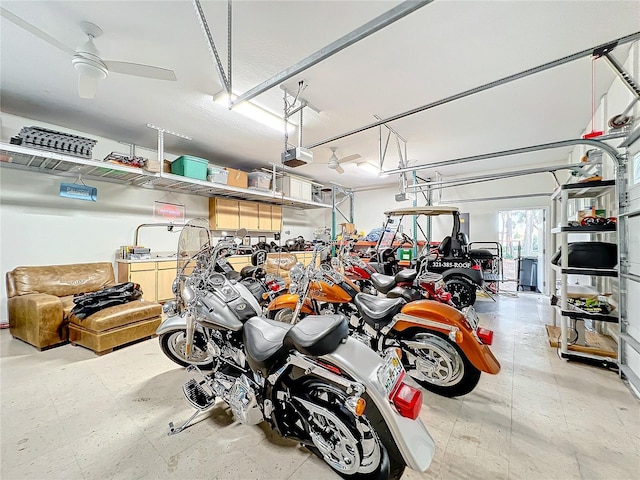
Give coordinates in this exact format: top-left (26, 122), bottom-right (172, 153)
top-left (210, 197), bottom-right (282, 232)
top-left (271, 205), bottom-right (282, 231)
top-left (227, 255), bottom-right (252, 271)
top-left (117, 259), bottom-right (177, 303)
top-left (239, 201), bottom-right (259, 230)
top-left (156, 261), bottom-right (178, 301)
top-left (210, 198), bottom-right (239, 230)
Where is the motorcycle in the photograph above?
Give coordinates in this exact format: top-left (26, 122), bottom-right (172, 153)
top-left (274, 245), bottom-right (500, 397)
top-left (333, 239), bottom-right (378, 295)
top-left (156, 219), bottom-right (436, 479)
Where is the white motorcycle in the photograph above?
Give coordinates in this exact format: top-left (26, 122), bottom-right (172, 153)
top-left (157, 218), bottom-right (435, 479)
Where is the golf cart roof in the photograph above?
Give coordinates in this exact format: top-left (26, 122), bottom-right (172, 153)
top-left (383, 206), bottom-right (459, 216)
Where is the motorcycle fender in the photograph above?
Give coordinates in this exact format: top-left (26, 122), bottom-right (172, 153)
top-left (321, 337), bottom-right (435, 472)
top-left (397, 302), bottom-right (500, 375)
top-left (156, 313), bottom-right (187, 335)
top-left (266, 294), bottom-right (314, 315)
top-left (442, 267), bottom-right (483, 286)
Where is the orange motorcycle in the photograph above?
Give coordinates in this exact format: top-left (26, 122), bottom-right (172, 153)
top-left (267, 245), bottom-right (500, 397)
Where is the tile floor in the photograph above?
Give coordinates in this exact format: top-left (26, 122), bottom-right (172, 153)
top-left (1, 293), bottom-right (639, 480)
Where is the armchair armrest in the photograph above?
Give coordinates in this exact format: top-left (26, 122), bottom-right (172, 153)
top-left (8, 294), bottom-right (66, 349)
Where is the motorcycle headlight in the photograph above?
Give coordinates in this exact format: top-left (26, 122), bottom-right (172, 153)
top-left (289, 282), bottom-right (298, 294)
top-left (289, 264), bottom-right (304, 283)
top-left (162, 300), bottom-right (177, 315)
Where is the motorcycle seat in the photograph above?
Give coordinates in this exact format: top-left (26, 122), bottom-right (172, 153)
top-left (354, 293), bottom-right (405, 329)
top-left (284, 315), bottom-right (349, 357)
top-left (243, 316), bottom-right (293, 375)
top-left (395, 269), bottom-right (417, 283)
top-left (370, 273), bottom-right (396, 294)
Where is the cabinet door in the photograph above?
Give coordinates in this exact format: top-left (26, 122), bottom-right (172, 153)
top-left (271, 205), bottom-right (282, 232)
top-left (288, 178), bottom-right (301, 198)
top-left (214, 198), bottom-right (240, 230)
top-left (239, 201), bottom-right (259, 230)
top-left (258, 203), bottom-right (272, 231)
top-left (130, 269), bottom-right (157, 302)
top-left (156, 268), bottom-right (176, 302)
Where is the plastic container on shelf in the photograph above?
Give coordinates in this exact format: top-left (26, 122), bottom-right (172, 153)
top-left (207, 165), bottom-right (229, 184)
top-left (248, 171), bottom-right (272, 190)
top-left (171, 155), bottom-right (208, 180)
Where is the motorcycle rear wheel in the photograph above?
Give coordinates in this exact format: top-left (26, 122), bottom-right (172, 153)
top-left (301, 380), bottom-right (405, 480)
top-left (159, 330), bottom-right (214, 369)
top-left (405, 331), bottom-right (481, 397)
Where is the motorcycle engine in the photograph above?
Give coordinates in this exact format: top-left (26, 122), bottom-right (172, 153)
top-left (228, 374), bottom-right (264, 425)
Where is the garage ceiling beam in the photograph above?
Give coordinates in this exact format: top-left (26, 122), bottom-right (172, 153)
top-left (231, 0), bottom-right (433, 107)
top-left (384, 133), bottom-right (626, 175)
top-left (306, 31), bottom-right (640, 149)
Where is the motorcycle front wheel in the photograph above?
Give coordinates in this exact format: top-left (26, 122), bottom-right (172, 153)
top-left (404, 331), bottom-right (481, 397)
top-left (159, 330), bottom-right (214, 369)
top-left (300, 380), bottom-right (405, 480)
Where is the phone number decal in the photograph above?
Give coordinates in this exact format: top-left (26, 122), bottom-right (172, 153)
top-left (430, 261), bottom-right (472, 269)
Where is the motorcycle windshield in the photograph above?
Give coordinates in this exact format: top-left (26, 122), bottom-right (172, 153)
top-left (177, 218), bottom-right (212, 276)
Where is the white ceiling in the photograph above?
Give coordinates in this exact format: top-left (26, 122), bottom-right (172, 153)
top-left (1, 1), bottom-right (638, 189)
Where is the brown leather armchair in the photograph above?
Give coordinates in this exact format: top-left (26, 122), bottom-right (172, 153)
top-left (6, 262), bottom-right (162, 354)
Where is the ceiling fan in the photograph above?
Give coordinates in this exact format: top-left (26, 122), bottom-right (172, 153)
top-left (320, 147), bottom-right (361, 174)
top-left (1, 7), bottom-right (177, 99)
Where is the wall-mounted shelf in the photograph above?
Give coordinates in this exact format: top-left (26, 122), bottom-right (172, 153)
top-left (550, 224), bottom-right (617, 233)
top-left (0, 143), bottom-right (331, 210)
top-left (551, 179), bottom-right (615, 200)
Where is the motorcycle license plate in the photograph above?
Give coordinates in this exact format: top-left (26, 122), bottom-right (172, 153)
top-left (464, 306), bottom-right (480, 330)
top-left (377, 351), bottom-right (404, 398)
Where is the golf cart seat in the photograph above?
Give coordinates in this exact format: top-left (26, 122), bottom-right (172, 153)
top-left (438, 236), bottom-right (452, 257)
top-left (469, 249), bottom-right (494, 260)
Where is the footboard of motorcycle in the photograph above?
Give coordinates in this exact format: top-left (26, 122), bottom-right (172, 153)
top-left (266, 294), bottom-right (314, 314)
top-left (396, 301), bottom-right (500, 374)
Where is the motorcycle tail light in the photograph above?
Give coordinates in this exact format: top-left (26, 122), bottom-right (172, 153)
top-left (471, 264), bottom-right (481, 271)
top-left (477, 328), bottom-right (494, 345)
top-left (391, 382), bottom-right (422, 420)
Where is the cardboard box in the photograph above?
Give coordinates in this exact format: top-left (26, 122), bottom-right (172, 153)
top-left (226, 168), bottom-right (248, 188)
top-left (163, 159), bottom-right (172, 174)
top-left (340, 222), bottom-right (356, 235)
top-left (144, 159), bottom-right (160, 173)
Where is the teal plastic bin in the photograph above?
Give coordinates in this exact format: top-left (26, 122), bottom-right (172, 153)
top-left (171, 155), bottom-right (208, 180)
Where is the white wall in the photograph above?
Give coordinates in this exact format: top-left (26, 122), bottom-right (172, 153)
top-left (0, 112), bottom-right (324, 320)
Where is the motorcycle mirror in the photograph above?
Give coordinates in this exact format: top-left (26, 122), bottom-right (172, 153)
top-left (235, 228), bottom-right (248, 242)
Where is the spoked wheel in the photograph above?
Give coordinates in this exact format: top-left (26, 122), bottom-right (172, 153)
top-left (445, 278), bottom-right (476, 309)
top-left (301, 381), bottom-right (404, 480)
top-left (405, 332), bottom-right (481, 397)
top-left (159, 330), bottom-right (214, 369)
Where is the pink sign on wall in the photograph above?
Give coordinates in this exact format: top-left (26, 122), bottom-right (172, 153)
top-left (153, 201), bottom-right (185, 223)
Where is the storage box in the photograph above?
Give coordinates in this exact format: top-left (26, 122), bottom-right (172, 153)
top-left (340, 222), bottom-right (356, 235)
top-left (144, 159), bottom-right (161, 173)
top-left (248, 171), bottom-right (272, 190)
top-left (398, 248), bottom-right (413, 261)
top-left (171, 155), bottom-right (208, 180)
top-left (226, 168), bottom-right (248, 188)
top-left (163, 159), bottom-right (172, 174)
top-left (577, 206), bottom-right (595, 223)
top-left (207, 164), bottom-right (229, 184)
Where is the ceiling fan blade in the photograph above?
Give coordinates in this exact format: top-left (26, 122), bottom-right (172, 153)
top-left (335, 166), bottom-right (345, 174)
top-left (1, 7), bottom-right (76, 56)
top-left (104, 61), bottom-right (177, 81)
top-left (78, 74), bottom-right (99, 99)
top-left (339, 154), bottom-right (361, 164)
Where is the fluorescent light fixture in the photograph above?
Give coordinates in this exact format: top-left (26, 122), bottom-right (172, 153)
top-left (215, 92), bottom-right (294, 134)
top-left (357, 161), bottom-right (387, 176)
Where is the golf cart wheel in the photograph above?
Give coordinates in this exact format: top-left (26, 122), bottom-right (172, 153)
top-left (445, 278), bottom-right (476, 309)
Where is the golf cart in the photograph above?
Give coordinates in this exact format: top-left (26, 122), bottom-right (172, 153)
top-left (369, 206), bottom-right (496, 309)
